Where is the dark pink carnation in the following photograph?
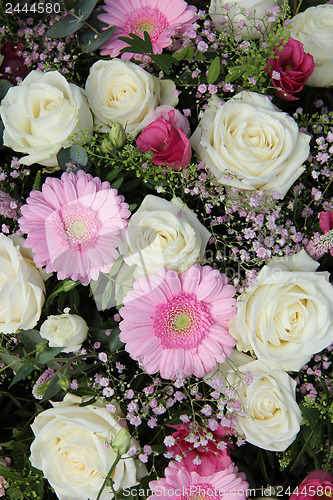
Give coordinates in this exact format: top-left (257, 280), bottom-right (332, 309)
top-left (266, 37), bottom-right (315, 101)
top-left (136, 116), bottom-right (191, 171)
top-left (289, 470), bottom-right (333, 500)
top-left (319, 211), bottom-right (333, 256)
top-left (167, 423), bottom-right (233, 475)
top-left (146, 106), bottom-right (191, 136)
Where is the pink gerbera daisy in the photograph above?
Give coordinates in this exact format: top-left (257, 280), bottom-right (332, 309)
top-left (98, 0), bottom-right (197, 59)
top-left (119, 265), bottom-right (237, 379)
top-left (148, 460), bottom-right (249, 500)
top-left (19, 170), bottom-right (130, 284)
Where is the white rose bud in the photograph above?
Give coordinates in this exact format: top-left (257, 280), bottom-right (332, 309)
top-left (40, 312), bottom-right (89, 353)
top-left (0, 70), bottom-right (93, 167)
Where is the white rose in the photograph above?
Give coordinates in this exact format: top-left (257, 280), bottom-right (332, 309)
top-left (290, 4), bottom-right (333, 88)
top-left (230, 250), bottom-right (333, 371)
top-left (209, 0), bottom-right (286, 39)
top-left (0, 70), bottom-right (93, 167)
top-left (30, 394), bottom-right (147, 500)
top-left (40, 312), bottom-right (89, 353)
top-left (191, 92), bottom-right (310, 198)
top-left (85, 59), bottom-right (178, 137)
top-left (205, 351), bottom-right (302, 451)
top-left (119, 195), bottom-right (211, 279)
top-left (0, 234), bottom-right (45, 334)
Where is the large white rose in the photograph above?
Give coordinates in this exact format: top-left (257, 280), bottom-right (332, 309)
top-left (0, 234), bottom-right (45, 334)
top-left (119, 195), bottom-right (211, 279)
top-left (205, 351), bottom-right (302, 451)
top-left (209, 0), bottom-right (286, 39)
top-left (191, 92), bottom-right (310, 198)
top-left (290, 4), bottom-right (333, 88)
top-left (0, 70), bottom-right (93, 167)
top-left (30, 394), bottom-right (147, 500)
top-left (85, 59), bottom-right (178, 137)
top-left (39, 312), bottom-right (89, 353)
top-left (230, 250), bottom-right (333, 371)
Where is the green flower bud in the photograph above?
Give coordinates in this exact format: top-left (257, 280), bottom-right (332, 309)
top-left (101, 138), bottom-right (115, 154)
top-left (58, 376), bottom-right (70, 391)
top-left (109, 123), bottom-right (127, 149)
top-left (111, 428), bottom-right (131, 456)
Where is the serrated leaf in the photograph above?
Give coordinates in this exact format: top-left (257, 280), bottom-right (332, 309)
top-left (207, 56), bottom-right (221, 84)
top-left (81, 25), bottom-right (115, 52)
top-left (46, 15), bottom-right (84, 38)
top-left (38, 347), bottom-right (64, 364)
top-left (225, 66), bottom-right (245, 83)
top-left (0, 79), bottom-right (13, 101)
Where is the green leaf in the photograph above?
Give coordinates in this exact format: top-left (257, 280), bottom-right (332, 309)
top-left (79, 396), bottom-right (97, 406)
top-left (119, 264), bottom-right (136, 285)
top-left (0, 79), bottom-right (13, 100)
top-left (46, 14), bottom-right (84, 38)
top-left (38, 347), bottom-right (64, 364)
top-left (300, 404), bottom-right (320, 431)
top-left (70, 145), bottom-right (88, 166)
top-left (225, 66), bottom-right (245, 83)
top-left (105, 167), bottom-right (122, 182)
top-left (0, 120), bottom-right (4, 149)
top-left (101, 280), bottom-right (114, 311)
top-left (81, 25), bottom-right (115, 52)
top-left (32, 170), bottom-right (42, 191)
top-left (16, 329), bottom-right (43, 349)
top-left (0, 351), bottom-right (23, 373)
top-left (172, 46), bottom-right (194, 61)
top-left (108, 327), bottom-right (124, 352)
top-left (111, 177), bottom-right (124, 190)
top-left (74, 0), bottom-right (100, 21)
top-left (9, 360), bottom-right (36, 388)
top-left (108, 255), bottom-right (123, 278)
top-left (207, 56), bottom-right (221, 84)
top-left (45, 279), bottom-right (80, 315)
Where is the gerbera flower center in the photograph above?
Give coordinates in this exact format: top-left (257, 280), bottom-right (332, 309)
top-left (177, 483), bottom-right (220, 500)
top-left (54, 205), bottom-right (102, 251)
top-left (125, 8), bottom-right (168, 42)
top-left (153, 293), bottom-right (212, 349)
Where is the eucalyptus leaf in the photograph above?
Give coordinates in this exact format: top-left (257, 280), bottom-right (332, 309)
top-left (74, 0), bottom-right (100, 21)
top-left (81, 26), bottom-right (115, 52)
top-left (70, 144), bottom-right (88, 166)
top-left (46, 15), bottom-right (84, 38)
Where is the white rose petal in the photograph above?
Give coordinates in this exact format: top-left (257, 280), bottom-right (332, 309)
top-left (230, 250), bottom-right (333, 371)
top-left (0, 234), bottom-right (45, 334)
top-left (119, 194), bottom-right (211, 279)
top-left (191, 92), bottom-right (310, 198)
top-left (290, 4), bottom-right (333, 88)
top-left (209, 0), bottom-right (286, 39)
top-left (40, 313), bottom-right (89, 353)
top-left (0, 70), bottom-right (93, 167)
top-left (205, 351), bottom-right (302, 451)
top-left (30, 394), bottom-right (147, 500)
top-left (85, 59), bottom-right (178, 137)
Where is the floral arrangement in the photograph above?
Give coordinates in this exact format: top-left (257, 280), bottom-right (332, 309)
top-left (0, 0), bottom-right (333, 499)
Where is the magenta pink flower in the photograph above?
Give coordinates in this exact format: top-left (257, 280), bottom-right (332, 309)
top-left (19, 171), bottom-right (130, 284)
top-left (167, 423), bottom-right (233, 475)
top-left (136, 115), bottom-right (192, 171)
top-left (119, 265), bottom-right (237, 379)
top-left (148, 460), bottom-right (249, 500)
top-left (289, 470), bottom-right (333, 500)
top-left (98, 0), bottom-right (197, 59)
top-left (319, 211), bottom-right (333, 256)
